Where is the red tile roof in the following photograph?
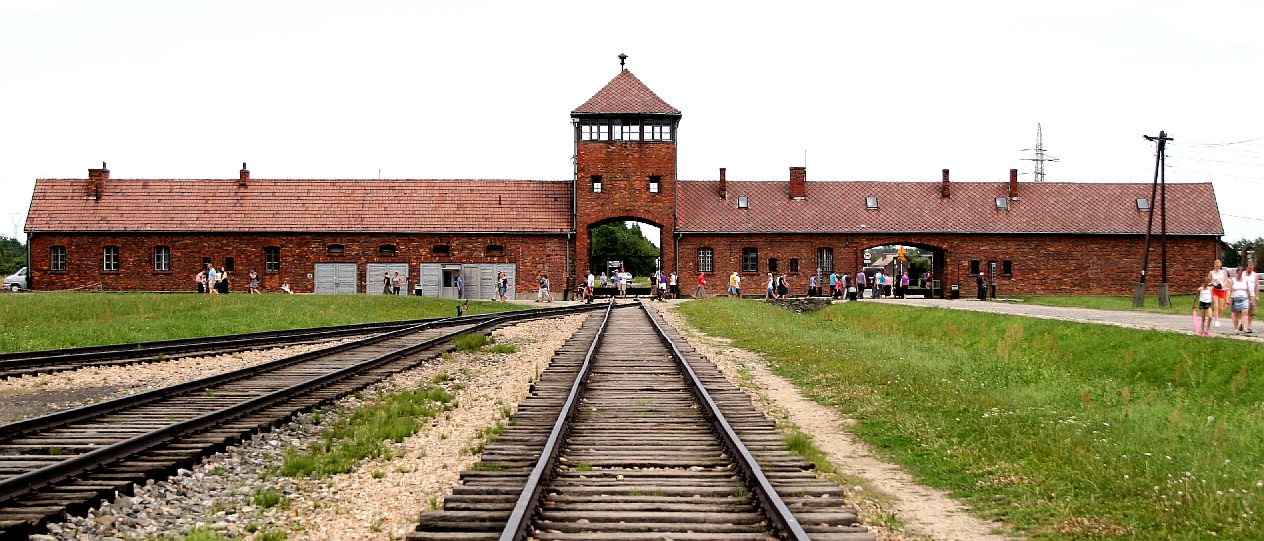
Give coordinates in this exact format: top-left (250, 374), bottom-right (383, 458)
top-left (572, 70), bottom-right (680, 116)
top-left (677, 180), bottom-right (1223, 236)
top-left (26, 179), bottom-right (573, 233)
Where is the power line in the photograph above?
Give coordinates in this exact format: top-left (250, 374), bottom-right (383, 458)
top-left (1223, 213), bottom-right (1264, 222)
top-left (1020, 123), bottom-right (1058, 182)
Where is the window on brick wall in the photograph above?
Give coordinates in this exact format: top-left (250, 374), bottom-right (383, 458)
top-left (379, 244), bottom-right (397, 256)
top-left (769, 258), bottom-right (779, 273)
top-left (579, 119), bottom-right (609, 141)
top-left (225, 257), bottom-right (235, 271)
top-left (1002, 259), bottom-right (1013, 275)
top-left (614, 119), bottom-right (640, 141)
top-left (789, 258), bottom-right (800, 273)
top-left (486, 245), bottom-right (505, 256)
top-left (264, 246), bottom-right (280, 273)
top-left (432, 244), bottom-right (450, 256)
top-left (970, 259), bottom-right (981, 275)
top-left (592, 175), bottom-right (602, 193)
top-left (327, 244), bottom-right (345, 256)
top-left (742, 248), bottom-right (758, 272)
top-left (817, 247), bottom-right (833, 272)
top-left (649, 176), bottom-right (660, 193)
top-left (50, 246), bottom-right (67, 272)
top-left (645, 120), bottom-right (672, 141)
top-left (153, 246), bottom-right (171, 272)
top-left (102, 245), bottom-right (120, 272)
top-left (697, 248), bottom-right (714, 272)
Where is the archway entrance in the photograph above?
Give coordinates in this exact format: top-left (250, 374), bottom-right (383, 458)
top-left (583, 218), bottom-right (662, 297)
top-left (857, 242), bottom-right (945, 297)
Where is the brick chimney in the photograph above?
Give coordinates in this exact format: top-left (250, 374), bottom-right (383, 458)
top-left (1009, 168), bottom-right (1019, 199)
top-left (239, 162), bottom-right (250, 187)
top-left (87, 161), bottom-right (109, 199)
top-left (789, 167), bottom-right (806, 199)
top-left (719, 167), bottom-right (727, 199)
top-left (941, 169), bottom-right (950, 198)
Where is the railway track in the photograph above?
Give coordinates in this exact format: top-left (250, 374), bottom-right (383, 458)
top-left (0, 312), bottom-right (519, 380)
top-left (412, 301), bottom-right (873, 540)
top-left (0, 303), bottom-right (601, 539)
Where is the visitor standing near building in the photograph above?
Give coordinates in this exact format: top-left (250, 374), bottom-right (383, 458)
top-left (455, 272), bottom-right (464, 299)
top-left (853, 270), bottom-right (865, 301)
top-left (899, 271), bottom-right (910, 299)
top-left (391, 272), bottom-right (403, 295)
top-left (537, 274), bottom-right (552, 302)
top-left (1242, 260), bottom-right (1256, 334)
top-left (695, 272), bottom-right (706, 298)
top-left (249, 269), bottom-right (261, 294)
top-left (669, 272), bottom-right (679, 299)
top-left (195, 268), bottom-right (206, 294)
top-left (808, 274), bottom-right (818, 297)
top-left (765, 273), bottom-right (775, 300)
top-left (217, 267), bottom-right (230, 294)
top-left (1194, 277), bottom-right (1215, 336)
top-left (873, 270), bottom-right (884, 299)
top-left (977, 272), bottom-right (987, 300)
top-left (777, 274), bottom-right (789, 299)
top-left (383, 272), bottom-right (392, 295)
top-left (207, 265), bottom-right (219, 295)
top-left (1208, 260), bottom-right (1229, 328)
top-left (496, 271), bottom-right (508, 301)
top-left (1230, 268), bottom-right (1251, 334)
top-left (828, 272), bottom-right (838, 299)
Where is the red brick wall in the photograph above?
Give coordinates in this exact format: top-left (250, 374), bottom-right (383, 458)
top-left (677, 233), bottom-right (1217, 296)
top-left (575, 140), bottom-right (677, 284)
top-left (28, 232), bottom-right (569, 296)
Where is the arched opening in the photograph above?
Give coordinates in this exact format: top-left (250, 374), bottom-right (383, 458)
top-left (856, 242), bottom-right (946, 298)
top-left (584, 218), bottom-right (662, 296)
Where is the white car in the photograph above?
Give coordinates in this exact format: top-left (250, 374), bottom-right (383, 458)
top-left (4, 267), bottom-right (27, 292)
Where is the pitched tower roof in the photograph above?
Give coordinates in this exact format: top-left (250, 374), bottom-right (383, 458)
top-left (572, 69), bottom-right (680, 116)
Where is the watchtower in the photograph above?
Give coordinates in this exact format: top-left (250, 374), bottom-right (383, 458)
top-left (571, 58), bottom-right (681, 284)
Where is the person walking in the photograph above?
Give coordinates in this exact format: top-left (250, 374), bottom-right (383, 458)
top-left (1208, 260), bottom-right (1229, 328)
top-left (728, 272), bottom-right (738, 297)
top-left (899, 271), bottom-right (910, 299)
top-left (854, 270), bottom-right (866, 301)
top-left (496, 271), bottom-right (508, 301)
top-left (1194, 277), bottom-right (1215, 336)
top-left (976, 272), bottom-right (987, 300)
top-left (382, 272), bottom-right (392, 295)
top-left (828, 271), bottom-right (839, 299)
top-left (669, 272), bottom-right (679, 299)
top-left (765, 273), bottom-right (775, 300)
top-left (1230, 268), bottom-right (1251, 334)
top-left (207, 265), bottom-right (219, 295)
top-left (695, 272), bottom-right (706, 298)
top-left (1243, 259), bottom-right (1257, 334)
top-left (777, 274), bottom-right (789, 299)
top-left (195, 268), bottom-right (207, 294)
top-left (808, 274), bottom-right (819, 297)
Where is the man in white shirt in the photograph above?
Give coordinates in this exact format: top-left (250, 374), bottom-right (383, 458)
top-left (1244, 259), bottom-right (1257, 334)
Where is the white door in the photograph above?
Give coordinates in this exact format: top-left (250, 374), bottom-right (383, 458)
top-left (366, 263), bottom-right (410, 295)
top-left (314, 263), bottom-right (357, 294)
top-left (420, 264), bottom-right (442, 298)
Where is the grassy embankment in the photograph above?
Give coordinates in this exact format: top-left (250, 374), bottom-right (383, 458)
top-left (677, 298), bottom-right (1264, 540)
top-left (0, 292), bottom-right (528, 352)
top-left (1016, 294), bottom-right (1197, 316)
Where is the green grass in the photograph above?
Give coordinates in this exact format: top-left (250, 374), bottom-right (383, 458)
top-left (281, 385), bottom-right (454, 477)
top-left (252, 487), bottom-right (287, 509)
top-left (1016, 294), bottom-right (1197, 315)
top-left (677, 298), bottom-right (1264, 540)
top-left (453, 332), bottom-right (517, 354)
top-left (0, 292), bottom-right (528, 353)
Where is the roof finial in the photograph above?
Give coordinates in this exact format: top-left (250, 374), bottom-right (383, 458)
top-left (618, 53), bottom-right (627, 70)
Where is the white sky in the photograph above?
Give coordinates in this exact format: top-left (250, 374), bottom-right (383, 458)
top-left (2, 1), bottom-right (1261, 242)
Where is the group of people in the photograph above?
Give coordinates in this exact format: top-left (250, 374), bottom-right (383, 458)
top-left (380, 272), bottom-right (405, 295)
top-left (194, 265), bottom-right (267, 294)
top-left (1195, 259), bottom-right (1257, 336)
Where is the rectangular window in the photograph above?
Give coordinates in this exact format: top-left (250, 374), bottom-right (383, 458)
top-left (645, 120), bottom-right (671, 141)
top-left (592, 175), bottom-right (602, 193)
top-left (153, 246), bottom-right (171, 272)
top-left (697, 248), bottom-right (714, 273)
top-left (742, 248), bottom-right (758, 273)
top-left (769, 258), bottom-right (779, 273)
top-left (866, 195), bottom-right (879, 209)
top-left (817, 247), bottom-right (834, 272)
top-left (649, 176), bottom-right (660, 193)
top-left (486, 244), bottom-right (505, 256)
top-left (789, 258), bottom-right (799, 273)
top-left (327, 244), bottom-right (345, 256)
top-left (102, 246), bottom-right (120, 272)
top-left (50, 245), bottom-right (67, 272)
top-left (1002, 259), bottom-right (1013, 275)
top-left (225, 257), bottom-right (235, 271)
top-left (970, 259), bottom-right (981, 275)
top-left (611, 119), bottom-right (623, 141)
top-left (264, 246), bottom-right (280, 273)
top-left (580, 120), bottom-right (609, 141)
top-left (621, 119), bottom-right (640, 141)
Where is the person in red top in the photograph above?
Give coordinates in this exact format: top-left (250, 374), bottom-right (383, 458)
top-left (695, 273), bottom-right (706, 299)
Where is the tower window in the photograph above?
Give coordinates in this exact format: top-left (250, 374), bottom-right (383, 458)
top-left (742, 248), bottom-right (758, 273)
top-left (612, 119), bottom-right (641, 141)
top-left (592, 175), bottom-right (602, 193)
top-left (649, 176), bottom-right (660, 193)
top-left (580, 119), bottom-right (609, 141)
top-left (645, 120), bottom-right (672, 141)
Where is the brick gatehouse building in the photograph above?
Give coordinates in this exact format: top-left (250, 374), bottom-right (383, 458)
top-left (24, 65), bottom-right (1223, 298)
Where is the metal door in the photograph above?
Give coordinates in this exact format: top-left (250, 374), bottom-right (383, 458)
top-left (314, 263), bottom-right (357, 294)
top-left (366, 263), bottom-right (410, 295)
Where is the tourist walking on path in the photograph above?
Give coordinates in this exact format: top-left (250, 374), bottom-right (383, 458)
top-left (765, 273), bottom-right (775, 300)
top-left (669, 272), bottom-right (679, 299)
top-left (1194, 278), bottom-right (1215, 336)
top-left (854, 271), bottom-right (866, 301)
top-left (1243, 260), bottom-right (1257, 334)
top-left (1230, 268), bottom-right (1251, 334)
top-left (808, 274), bottom-right (819, 297)
top-left (899, 271), bottom-right (910, 298)
top-left (777, 274), bottom-right (789, 299)
top-left (829, 272), bottom-right (839, 299)
top-left (873, 270), bottom-right (884, 299)
top-left (1208, 260), bottom-right (1229, 328)
top-left (695, 272), bottom-right (706, 298)
top-left (207, 265), bottom-right (219, 295)
top-left (976, 272), bottom-right (987, 300)
top-left (383, 272), bottom-right (392, 295)
top-left (728, 272), bottom-right (738, 297)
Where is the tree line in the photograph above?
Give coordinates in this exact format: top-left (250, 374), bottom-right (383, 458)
top-left (0, 236), bottom-right (25, 276)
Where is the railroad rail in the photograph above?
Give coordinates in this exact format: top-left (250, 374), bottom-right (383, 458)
top-left (411, 301), bottom-right (872, 540)
top-left (0, 302), bottom-right (602, 539)
top-left (0, 311), bottom-right (520, 380)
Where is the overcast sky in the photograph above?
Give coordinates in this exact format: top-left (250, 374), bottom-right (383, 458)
top-left (2, 1), bottom-right (1261, 243)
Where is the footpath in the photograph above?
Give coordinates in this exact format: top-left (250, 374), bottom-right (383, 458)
top-left (866, 297), bottom-right (1263, 342)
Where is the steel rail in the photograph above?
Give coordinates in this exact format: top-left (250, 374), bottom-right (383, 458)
top-left (0, 302), bottom-right (603, 505)
top-left (498, 298), bottom-right (618, 541)
top-left (639, 300), bottom-right (811, 541)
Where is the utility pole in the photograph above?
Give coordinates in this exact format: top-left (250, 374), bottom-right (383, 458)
top-left (1021, 123), bottom-right (1059, 182)
top-left (1135, 131), bottom-right (1173, 308)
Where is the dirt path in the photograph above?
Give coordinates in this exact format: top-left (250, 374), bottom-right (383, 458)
top-left (652, 301), bottom-right (1011, 541)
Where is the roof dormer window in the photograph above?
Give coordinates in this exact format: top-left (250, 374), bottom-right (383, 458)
top-left (1136, 198), bottom-right (1150, 211)
top-left (738, 196), bottom-right (749, 209)
top-left (865, 196), bottom-right (879, 210)
top-left (995, 197), bottom-right (1010, 210)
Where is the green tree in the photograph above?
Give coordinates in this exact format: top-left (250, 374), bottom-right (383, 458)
top-left (588, 223), bottom-right (659, 277)
top-left (1225, 238), bottom-right (1262, 268)
top-left (0, 236), bottom-right (25, 276)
